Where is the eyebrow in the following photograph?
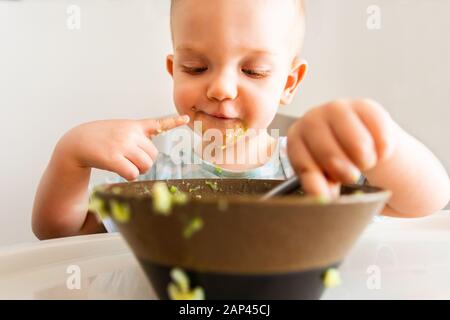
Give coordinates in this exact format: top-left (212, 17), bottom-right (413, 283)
top-left (176, 45), bottom-right (198, 52)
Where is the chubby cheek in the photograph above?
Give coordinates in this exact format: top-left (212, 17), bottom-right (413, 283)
top-left (173, 80), bottom-right (202, 129)
top-left (242, 85), bottom-right (282, 130)
top-left (245, 101), bottom-right (278, 130)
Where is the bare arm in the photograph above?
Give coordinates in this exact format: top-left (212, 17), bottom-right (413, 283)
top-left (32, 142), bottom-right (104, 240)
top-left (364, 122), bottom-right (450, 217)
top-left (287, 99), bottom-right (450, 218)
top-left (32, 115), bottom-right (190, 240)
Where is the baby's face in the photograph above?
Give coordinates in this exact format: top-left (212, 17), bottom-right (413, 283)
top-left (167, 0), bottom-right (305, 135)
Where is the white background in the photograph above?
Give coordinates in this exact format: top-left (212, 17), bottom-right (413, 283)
top-left (0, 0), bottom-right (449, 246)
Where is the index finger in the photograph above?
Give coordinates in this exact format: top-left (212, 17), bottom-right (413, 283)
top-left (140, 115), bottom-right (190, 135)
top-left (287, 132), bottom-right (334, 199)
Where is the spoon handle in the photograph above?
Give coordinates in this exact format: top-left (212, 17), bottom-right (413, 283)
top-left (260, 175), bottom-right (301, 200)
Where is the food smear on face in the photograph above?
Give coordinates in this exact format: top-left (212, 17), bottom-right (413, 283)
top-left (224, 124), bottom-right (248, 148)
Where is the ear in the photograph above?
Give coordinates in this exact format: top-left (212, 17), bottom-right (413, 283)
top-left (166, 54), bottom-right (174, 77)
top-left (280, 58), bottom-right (308, 106)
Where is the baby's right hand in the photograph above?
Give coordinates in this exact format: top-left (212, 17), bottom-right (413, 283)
top-left (57, 115), bottom-right (190, 181)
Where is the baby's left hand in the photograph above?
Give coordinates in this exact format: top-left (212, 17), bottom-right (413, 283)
top-left (287, 99), bottom-right (397, 198)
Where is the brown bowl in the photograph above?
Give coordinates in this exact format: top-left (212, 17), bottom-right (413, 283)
top-left (91, 179), bottom-right (390, 300)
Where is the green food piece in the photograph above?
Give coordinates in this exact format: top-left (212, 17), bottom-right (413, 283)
top-left (167, 268), bottom-right (205, 300)
top-left (169, 185), bottom-right (189, 205)
top-left (214, 166), bottom-right (223, 175)
top-left (171, 268), bottom-right (189, 292)
top-left (172, 192), bottom-right (188, 205)
top-left (88, 196), bottom-right (109, 220)
top-left (110, 200), bottom-right (131, 223)
top-left (188, 186), bottom-right (201, 193)
top-left (183, 216), bottom-right (204, 239)
top-left (152, 182), bottom-right (173, 215)
top-left (236, 127), bottom-right (245, 137)
top-left (322, 268), bottom-right (342, 289)
top-left (142, 186), bottom-right (151, 194)
top-left (152, 182), bottom-right (189, 215)
top-left (111, 187), bottom-right (122, 195)
top-left (167, 284), bottom-right (204, 300)
top-left (169, 185), bottom-right (179, 194)
top-left (205, 180), bottom-right (219, 191)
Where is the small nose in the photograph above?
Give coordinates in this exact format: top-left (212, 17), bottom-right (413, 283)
top-left (206, 69), bottom-right (238, 102)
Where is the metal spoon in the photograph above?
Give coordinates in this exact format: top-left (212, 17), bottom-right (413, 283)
top-left (260, 175), bottom-right (301, 200)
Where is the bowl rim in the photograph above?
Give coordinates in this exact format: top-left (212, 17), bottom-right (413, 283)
top-left (93, 179), bottom-right (392, 207)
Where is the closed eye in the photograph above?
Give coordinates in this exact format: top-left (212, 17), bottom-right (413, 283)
top-left (182, 66), bottom-right (208, 75)
top-left (242, 69), bottom-right (270, 78)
